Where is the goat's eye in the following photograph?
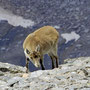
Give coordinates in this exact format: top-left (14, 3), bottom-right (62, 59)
top-left (34, 55), bottom-right (38, 58)
top-left (26, 49), bottom-right (30, 54)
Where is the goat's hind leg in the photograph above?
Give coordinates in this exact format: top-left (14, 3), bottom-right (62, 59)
top-left (50, 55), bottom-right (55, 69)
top-left (49, 53), bottom-right (55, 69)
top-left (54, 55), bottom-right (59, 68)
top-left (52, 45), bottom-right (59, 68)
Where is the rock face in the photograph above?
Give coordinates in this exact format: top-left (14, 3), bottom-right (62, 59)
top-left (0, 57), bottom-right (90, 90)
top-left (0, 0), bottom-right (90, 71)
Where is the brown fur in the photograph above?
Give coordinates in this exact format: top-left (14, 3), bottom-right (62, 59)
top-left (23, 26), bottom-right (59, 73)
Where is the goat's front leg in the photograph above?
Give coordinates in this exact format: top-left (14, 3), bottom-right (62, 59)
top-left (40, 59), bottom-right (45, 70)
top-left (26, 58), bottom-right (29, 73)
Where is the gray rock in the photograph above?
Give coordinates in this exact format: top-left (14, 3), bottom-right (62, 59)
top-left (0, 57), bottom-right (90, 89)
top-left (7, 77), bottom-right (23, 87)
top-left (0, 62), bottom-right (26, 73)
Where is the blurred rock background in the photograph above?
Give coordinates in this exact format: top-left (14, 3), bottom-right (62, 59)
top-left (0, 0), bottom-right (90, 71)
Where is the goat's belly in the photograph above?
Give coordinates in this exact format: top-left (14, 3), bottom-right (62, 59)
top-left (42, 46), bottom-right (52, 55)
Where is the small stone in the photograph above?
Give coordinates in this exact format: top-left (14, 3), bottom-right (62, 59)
top-left (30, 70), bottom-right (43, 78)
top-left (7, 77), bottom-right (23, 87)
top-left (22, 73), bottom-right (29, 78)
top-left (0, 80), bottom-right (7, 85)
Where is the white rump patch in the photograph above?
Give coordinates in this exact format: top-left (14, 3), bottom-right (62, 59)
top-left (61, 31), bottom-right (80, 43)
top-left (0, 7), bottom-right (35, 28)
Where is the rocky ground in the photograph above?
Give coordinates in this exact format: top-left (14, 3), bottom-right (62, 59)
top-left (0, 57), bottom-right (90, 90)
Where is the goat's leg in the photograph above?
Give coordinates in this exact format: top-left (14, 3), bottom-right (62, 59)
top-left (54, 56), bottom-right (59, 68)
top-left (50, 56), bottom-right (55, 69)
top-left (26, 58), bottom-right (29, 73)
top-left (40, 59), bottom-right (45, 70)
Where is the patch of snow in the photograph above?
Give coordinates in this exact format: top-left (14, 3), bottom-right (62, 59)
top-left (0, 7), bottom-right (35, 28)
top-left (1, 47), bottom-right (6, 50)
top-left (61, 31), bottom-right (80, 43)
top-left (54, 25), bottom-right (60, 29)
top-left (76, 44), bottom-right (82, 47)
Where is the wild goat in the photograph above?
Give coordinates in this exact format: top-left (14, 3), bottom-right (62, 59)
top-left (23, 26), bottom-right (59, 73)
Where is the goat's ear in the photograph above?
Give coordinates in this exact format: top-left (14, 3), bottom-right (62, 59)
top-left (35, 45), bottom-right (40, 52)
